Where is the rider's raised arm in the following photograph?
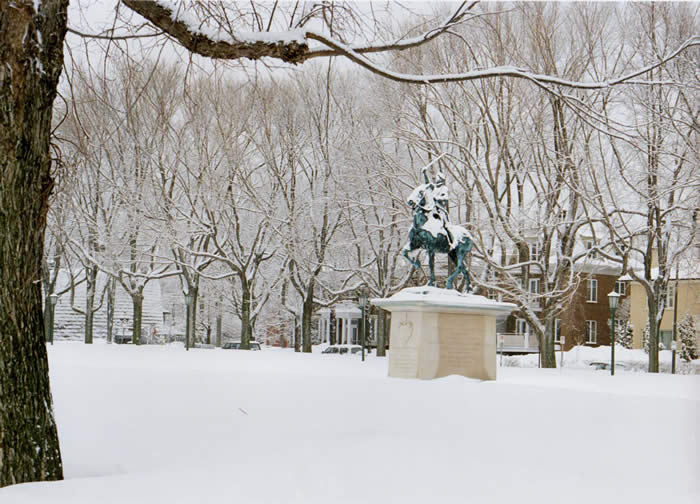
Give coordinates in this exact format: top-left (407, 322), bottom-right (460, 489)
top-left (421, 166), bottom-right (431, 185)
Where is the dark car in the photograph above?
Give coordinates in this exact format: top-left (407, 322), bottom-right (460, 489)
top-left (589, 361), bottom-right (628, 370)
top-left (222, 341), bottom-right (262, 351)
top-left (114, 333), bottom-right (132, 344)
top-left (322, 345), bottom-right (370, 355)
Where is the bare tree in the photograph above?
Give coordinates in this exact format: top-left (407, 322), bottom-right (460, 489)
top-left (0, 0), bottom-right (67, 486)
top-left (582, 3), bottom-right (699, 372)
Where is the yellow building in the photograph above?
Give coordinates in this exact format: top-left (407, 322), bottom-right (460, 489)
top-left (624, 264), bottom-right (700, 350)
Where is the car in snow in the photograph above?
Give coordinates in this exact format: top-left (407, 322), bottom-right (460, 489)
top-left (589, 361), bottom-right (629, 371)
top-left (114, 333), bottom-right (132, 344)
top-left (222, 341), bottom-right (262, 351)
top-left (321, 345), bottom-right (370, 355)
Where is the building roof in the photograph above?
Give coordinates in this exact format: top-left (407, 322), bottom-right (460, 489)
top-left (619, 264), bottom-right (700, 282)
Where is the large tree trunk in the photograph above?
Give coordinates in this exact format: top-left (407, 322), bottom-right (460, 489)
top-left (240, 280), bottom-right (251, 349)
top-left (540, 319), bottom-right (557, 369)
top-left (190, 286), bottom-right (198, 346)
top-left (294, 319), bottom-right (301, 352)
top-left (106, 277), bottom-right (115, 344)
top-left (215, 312), bottom-right (222, 347)
top-left (132, 293), bottom-right (144, 345)
top-left (302, 284), bottom-right (314, 353)
top-left (84, 266), bottom-right (97, 344)
top-left (0, 0), bottom-right (67, 486)
top-left (647, 295), bottom-right (660, 373)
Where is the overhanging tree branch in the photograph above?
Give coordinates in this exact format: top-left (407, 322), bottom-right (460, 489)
top-left (121, 0), bottom-right (698, 90)
top-left (121, 0), bottom-right (475, 62)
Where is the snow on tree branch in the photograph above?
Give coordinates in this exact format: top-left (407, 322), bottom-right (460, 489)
top-left (121, 1), bottom-right (476, 63)
top-left (121, 1), bottom-right (698, 91)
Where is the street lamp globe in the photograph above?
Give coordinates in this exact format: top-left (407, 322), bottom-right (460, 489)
top-left (607, 291), bottom-right (620, 311)
top-left (359, 292), bottom-right (367, 309)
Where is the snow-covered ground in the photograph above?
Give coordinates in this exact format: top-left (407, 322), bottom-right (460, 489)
top-left (3, 342), bottom-right (698, 504)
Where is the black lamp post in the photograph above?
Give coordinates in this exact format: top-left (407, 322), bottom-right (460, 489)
top-left (608, 291), bottom-right (620, 376)
top-left (359, 292), bottom-right (367, 362)
top-left (184, 291), bottom-right (193, 351)
top-left (48, 292), bottom-right (58, 345)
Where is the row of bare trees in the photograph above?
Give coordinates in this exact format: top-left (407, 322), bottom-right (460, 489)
top-left (46, 2), bottom-right (698, 371)
top-left (48, 56), bottom-right (417, 353)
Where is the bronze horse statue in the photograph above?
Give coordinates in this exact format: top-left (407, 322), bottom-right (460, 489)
top-left (403, 186), bottom-right (473, 291)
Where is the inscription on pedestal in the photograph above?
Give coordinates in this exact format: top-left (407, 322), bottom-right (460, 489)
top-left (388, 318), bottom-right (418, 378)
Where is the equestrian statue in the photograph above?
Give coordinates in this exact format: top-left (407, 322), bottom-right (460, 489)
top-left (402, 160), bottom-right (473, 291)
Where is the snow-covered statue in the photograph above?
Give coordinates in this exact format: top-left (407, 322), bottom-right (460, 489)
top-left (403, 163), bottom-right (473, 291)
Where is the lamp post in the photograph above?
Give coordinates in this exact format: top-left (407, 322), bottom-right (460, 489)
top-left (359, 292), bottom-right (367, 362)
top-left (216, 295), bottom-right (223, 348)
top-left (608, 291), bottom-right (621, 376)
top-left (184, 291), bottom-right (193, 351)
top-left (48, 293), bottom-right (58, 345)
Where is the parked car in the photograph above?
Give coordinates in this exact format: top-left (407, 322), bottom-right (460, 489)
top-left (114, 333), bottom-right (132, 344)
top-left (589, 361), bottom-right (629, 371)
top-left (222, 341), bottom-right (262, 351)
top-left (321, 345), bottom-right (370, 355)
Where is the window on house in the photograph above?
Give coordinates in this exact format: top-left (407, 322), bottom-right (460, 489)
top-left (665, 284), bottom-right (675, 309)
top-left (529, 278), bottom-right (540, 295)
top-left (659, 330), bottom-right (673, 349)
top-left (584, 238), bottom-right (597, 258)
top-left (615, 281), bottom-right (626, 295)
top-left (554, 319), bottom-right (562, 343)
top-left (586, 278), bottom-right (598, 303)
top-left (516, 319), bottom-right (528, 335)
top-left (585, 320), bottom-right (597, 344)
top-left (529, 242), bottom-right (542, 262)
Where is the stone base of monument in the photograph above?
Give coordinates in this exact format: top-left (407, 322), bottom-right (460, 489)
top-left (371, 287), bottom-right (516, 381)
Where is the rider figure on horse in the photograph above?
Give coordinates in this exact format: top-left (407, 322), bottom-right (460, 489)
top-left (421, 165), bottom-right (454, 248)
top-left (404, 162), bottom-right (473, 291)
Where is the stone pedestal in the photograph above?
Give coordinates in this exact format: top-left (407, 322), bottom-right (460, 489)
top-left (371, 287), bottom-right (516, 381)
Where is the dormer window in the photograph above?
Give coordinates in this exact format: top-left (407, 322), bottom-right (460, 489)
top-left (614, 281), bottom-right (626, 295)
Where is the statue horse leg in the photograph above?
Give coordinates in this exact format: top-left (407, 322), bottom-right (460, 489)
top-left (446, 240), bottom-right (472, 291)
top-left (446, 249), bottom-right (460, 290)
top-left (462, 263), bottom-right (472, 292)
top-left (403, 245), bottom-right (421, 269)
top-left (460, 239), bottom-right (473, 292)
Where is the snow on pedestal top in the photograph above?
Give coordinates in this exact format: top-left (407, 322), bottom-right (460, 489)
top-left (371, 286), bottom-right (516, 316)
